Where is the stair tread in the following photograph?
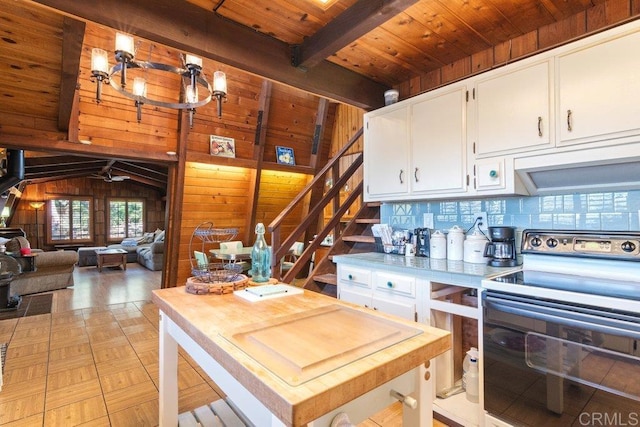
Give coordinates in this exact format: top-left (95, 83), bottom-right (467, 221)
top-left (312, 273), bottom-right (337, 285)
top-left (342, 235), bottom-right (375, 243)
top-left (355, 218), bottom-right (380, 224)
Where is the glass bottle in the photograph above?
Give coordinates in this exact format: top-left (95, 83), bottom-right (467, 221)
top-left (250, 223), bottom-right (271, 282)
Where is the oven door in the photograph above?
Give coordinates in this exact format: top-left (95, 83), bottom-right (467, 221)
top-left (483, 291), bottom-right (640, 427)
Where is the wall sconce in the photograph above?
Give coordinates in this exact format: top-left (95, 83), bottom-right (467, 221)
top-left (90, 32), bottom-right (228, 125)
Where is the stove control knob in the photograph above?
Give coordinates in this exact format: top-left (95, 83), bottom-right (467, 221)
top-left (621, 241), bottom-right (636, 252)
top-left (546, 238), bottom-right (558, 248)
top-left (530, 237), bottom-right (542, 247)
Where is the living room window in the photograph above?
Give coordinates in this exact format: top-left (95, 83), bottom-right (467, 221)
top-left (108, 199), bottom-right (145, 241)
top-left (47, 198), bottom-right (93, 243)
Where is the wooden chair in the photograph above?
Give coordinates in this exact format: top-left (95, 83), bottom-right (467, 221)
top-left (219, 241), bottom-right (250, 272)
top-left (193, 250), bottom-right (209, 269)
top-left (281, 241), bottom-right (304, 274)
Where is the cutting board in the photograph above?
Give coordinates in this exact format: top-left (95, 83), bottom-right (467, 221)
top-left (222, 304), bottom-right (421, 386)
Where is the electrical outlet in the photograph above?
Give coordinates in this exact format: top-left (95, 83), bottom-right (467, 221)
top-left (474, 212), bottom-right (488, 232)
top-left (423, 213), bottom-right (434, 229)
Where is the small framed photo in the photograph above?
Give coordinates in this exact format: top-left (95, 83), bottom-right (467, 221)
top-left (210, 135), bottom-right (236, 158)
top-left (276, 146), bottom-right (295, 165)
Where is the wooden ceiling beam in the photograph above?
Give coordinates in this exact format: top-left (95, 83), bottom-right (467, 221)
top-left (58, 16), bottom-right (85, 131)
top-left (29, 0), bottom-right (389, 110)
top-left (293, 0), bottom-right (420, 69)
top-left (0, 134), bottom-right (177, 163)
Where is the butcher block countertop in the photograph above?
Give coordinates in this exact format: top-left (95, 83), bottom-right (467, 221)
top-left (152, 286), bottom-right (450, 426)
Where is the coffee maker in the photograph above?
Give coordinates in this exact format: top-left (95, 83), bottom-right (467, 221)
top-left (483, 226), bottom-right (519, 267)
top-left (414, 228), bottom-right (431, 257)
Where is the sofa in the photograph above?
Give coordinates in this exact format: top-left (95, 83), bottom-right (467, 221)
top-left (136, 240), bottom-right (164, 271)
top-left (104, 229), bottom-right (165, 270)
top-left (5, 236), bottom-right (79, 296)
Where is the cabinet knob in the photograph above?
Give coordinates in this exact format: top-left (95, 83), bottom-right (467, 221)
top-left (387, 281), bottom-right (394, 288)
top-left (348, 274), bottom-right (353, 280)
top-left (489, 169), bottom-right (498, 178)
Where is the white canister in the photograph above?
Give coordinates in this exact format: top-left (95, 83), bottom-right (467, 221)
top-left (447, 225), bottom-right (465, 261)
top-left (430, 230), bottom-right (447, 259)
top-left (464, 229), bottom-right (490, 263)
top-left (404, 243), bottom-right (415, 257)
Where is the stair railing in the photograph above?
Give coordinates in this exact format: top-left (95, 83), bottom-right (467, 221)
top-left (268, 127), bottom-right (363, 282)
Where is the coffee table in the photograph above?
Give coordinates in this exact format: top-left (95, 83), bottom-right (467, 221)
top-left (95, 248), bottom-right (127, 272)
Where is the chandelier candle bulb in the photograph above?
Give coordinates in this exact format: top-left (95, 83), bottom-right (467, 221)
top-left (114, 32), bottom-right (135, 58)
top-left (91, 48), bottom-right (109, 75)
top-left (132, 77), bottom-right (147, 97)
top-left (213, 71), bottom-right (227, 94)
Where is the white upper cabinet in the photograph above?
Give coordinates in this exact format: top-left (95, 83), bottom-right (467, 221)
top-left (364, 104), bottom-right (410, 201)
top-left (475, 60), bottom-right (553, 156)
top-left (411, 86), bottom-right (468, 196)
top-left (557, 28), bottom-right (640, 146)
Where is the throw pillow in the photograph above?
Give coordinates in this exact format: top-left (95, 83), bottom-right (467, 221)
top-left (154, 230), bottom-right (165, 242)
top-left (6, 236), bottom-right (30, 253)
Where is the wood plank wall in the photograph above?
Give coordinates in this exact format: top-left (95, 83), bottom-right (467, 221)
top-left (0, 4), bottom-right (67, 142)
top-left (396, 0), bottom-right (640, 97)
top-left (12, 179), bottom-right (165, 250)
top-left (176, 164), bottom-right (312, 286)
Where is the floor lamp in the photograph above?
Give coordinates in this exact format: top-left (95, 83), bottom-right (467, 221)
top-left (29, 201), bottom-right (45, 249)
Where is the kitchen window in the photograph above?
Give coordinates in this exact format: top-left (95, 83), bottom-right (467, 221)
top-left (47, 198), bottom-right (93, 244)
top-left (108, 198), bottom-right (145, 241)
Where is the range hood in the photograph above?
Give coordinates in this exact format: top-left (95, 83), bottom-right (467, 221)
top-left (514, 143), bottom-right (640, 195)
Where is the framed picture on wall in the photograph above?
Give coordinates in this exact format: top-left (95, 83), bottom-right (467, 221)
top-left (210, 135), bottom-right (236, 158)
top-left (276, 146), bottom-right (295, 165)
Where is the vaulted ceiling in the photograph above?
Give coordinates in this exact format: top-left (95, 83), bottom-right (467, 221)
top-left (1, 0), bottom-right (635, 189)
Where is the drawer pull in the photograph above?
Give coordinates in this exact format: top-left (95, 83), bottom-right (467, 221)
top-left (387, 281), bottom-right (394, 288)
top-left (348, 274), bottom-right (353, 280)
top-left (390, 389), bottom-right (418, 409)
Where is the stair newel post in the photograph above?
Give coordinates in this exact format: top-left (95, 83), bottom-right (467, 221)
top-left (331, 163), bottom-right (341, 243)
top-left (270, 226), bottom-right (282, 280)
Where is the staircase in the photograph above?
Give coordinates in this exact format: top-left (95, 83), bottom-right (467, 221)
top-left (268, 126), bottom-right (383, 298)
top-left (302, 201), bottom-right (380, 297)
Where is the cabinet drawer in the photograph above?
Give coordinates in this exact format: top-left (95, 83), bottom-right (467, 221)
top-left (374, 272), bottom-right (415, 297)
top-left (338, 266), bottom-right (371, 288)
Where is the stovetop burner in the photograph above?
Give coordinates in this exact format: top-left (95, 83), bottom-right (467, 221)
top-left (490, 269), bottom-right (640, 301)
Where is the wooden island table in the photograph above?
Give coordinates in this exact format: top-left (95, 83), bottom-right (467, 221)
top-left (152, 285), bottom-right (450, 426)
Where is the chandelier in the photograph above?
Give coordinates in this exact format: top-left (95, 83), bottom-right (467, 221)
top-left (90, 32), bottom-right (227, 126)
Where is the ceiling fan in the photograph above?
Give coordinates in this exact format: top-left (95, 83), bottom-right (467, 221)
top-left (90, 170), bottom-right (130, 183)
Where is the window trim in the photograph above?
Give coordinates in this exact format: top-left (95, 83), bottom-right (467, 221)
top-left (46, 197), bottom-right (94, 245)
top-left (107, 198), bottom-right (146, 243)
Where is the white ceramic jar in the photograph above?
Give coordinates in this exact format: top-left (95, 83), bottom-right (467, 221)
top-left (430, 230), bottom-right (447, 259)
top-left (464, 229), bottom-right (490, 263)
top-left (447, 225), bottom-right (465, 261)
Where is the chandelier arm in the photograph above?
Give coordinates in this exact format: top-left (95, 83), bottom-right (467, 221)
top-left (109, 61), bottom-right (213, 109)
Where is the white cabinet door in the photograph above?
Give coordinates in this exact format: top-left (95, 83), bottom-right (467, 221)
top-left (364, 105), bottom-right (410, 201)
top-left (339, 288), bottom-right (373, 309)
top-left (411, 86), bottom-right (468, 196)
top-left (371, 296), bottom-right (416, 321)
top-left (558, 29), bottom-right (640, 146)
top-left (475, 60), bottom-right (553, 156)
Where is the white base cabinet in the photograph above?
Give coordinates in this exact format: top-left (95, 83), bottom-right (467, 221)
top-left (337, 265), bottom-right (416, 321)
top-left (337, 263), bottom-right (485, 426)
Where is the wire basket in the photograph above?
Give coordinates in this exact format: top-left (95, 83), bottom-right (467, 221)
top-left (191, 262), bottom-right (243, 283)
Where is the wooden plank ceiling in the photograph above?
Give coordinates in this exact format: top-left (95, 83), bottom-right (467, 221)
top-left (0, 0), bottom-right (624, 188)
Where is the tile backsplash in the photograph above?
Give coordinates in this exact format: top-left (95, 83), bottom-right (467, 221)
top-left (380, 190), bottom-right (640, 234)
